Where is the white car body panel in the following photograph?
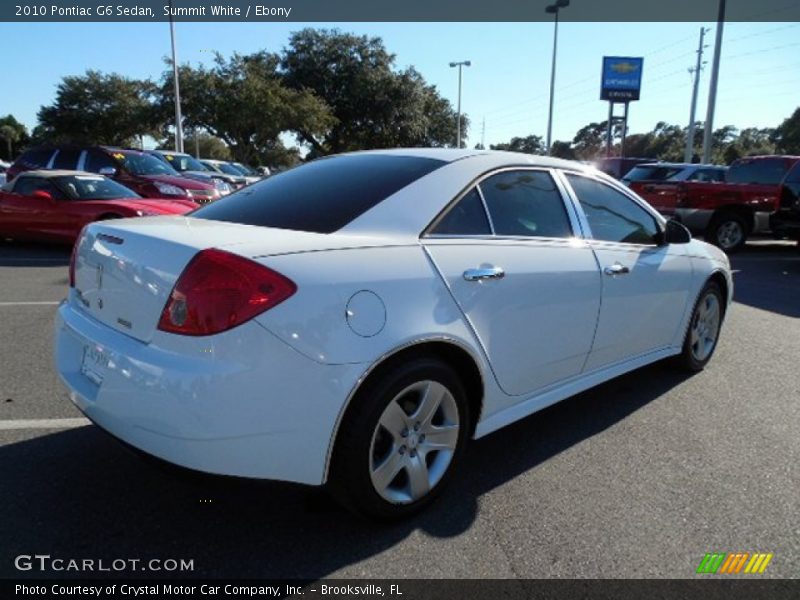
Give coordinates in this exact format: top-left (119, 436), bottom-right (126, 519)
top-left (54, 149), bottom-right (733, 486)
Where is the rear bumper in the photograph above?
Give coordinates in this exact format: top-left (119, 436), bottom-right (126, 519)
top-left (54, 301), bottom-right (365, 485)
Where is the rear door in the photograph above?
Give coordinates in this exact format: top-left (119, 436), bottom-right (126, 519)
top-left (563, 173), bottom-right (693, 371)
top-left (423, 169), bottom-right (601, 397)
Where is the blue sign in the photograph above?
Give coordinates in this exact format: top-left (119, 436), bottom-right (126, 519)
top-left (601, 56), bottom-right (644, 101)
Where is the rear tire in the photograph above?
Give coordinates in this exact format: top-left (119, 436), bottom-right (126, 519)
top-left (329, 357), bottom-right (470, 520)
top-left (675, 281), bottom-right (724, 372)
top-left (706, 212), bottom-right (748, 253)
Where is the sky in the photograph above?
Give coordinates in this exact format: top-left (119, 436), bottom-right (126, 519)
top-left (0, 20), bottom-right (798, 149)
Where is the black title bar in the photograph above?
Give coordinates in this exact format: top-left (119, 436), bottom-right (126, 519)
top-left (3, 0), bottom-right (800, 22)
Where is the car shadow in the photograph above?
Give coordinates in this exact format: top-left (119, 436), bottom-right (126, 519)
top-left (729, 241), bottom-right (800, 318)
top-left (0, 361), bottom-right (692, 579)
top-left (0, 240), bottom-right (71, 266)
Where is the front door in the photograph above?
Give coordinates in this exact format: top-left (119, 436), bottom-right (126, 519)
top-left (564, 173), bottom-right (693, 371)
top-left (424, 169), bottom-right (602, 397)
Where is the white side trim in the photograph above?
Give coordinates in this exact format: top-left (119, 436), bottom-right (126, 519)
top-left (474, 347), bottom-right (679, 438)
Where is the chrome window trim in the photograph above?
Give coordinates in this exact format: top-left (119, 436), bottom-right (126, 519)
top-left (474, 184), bottom-right (496, 235)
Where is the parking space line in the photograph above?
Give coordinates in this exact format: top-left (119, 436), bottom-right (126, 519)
top-left (0, 301), bottom-right (61, 306)
top-left (0, 418), bottom-right (91, 430)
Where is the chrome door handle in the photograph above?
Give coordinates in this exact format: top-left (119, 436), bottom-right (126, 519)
top-left (463, 266), bottom-right (505, 282)
top-left (603, 263), bottom-right (630, 276)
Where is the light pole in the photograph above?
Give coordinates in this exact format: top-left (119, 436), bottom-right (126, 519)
top-left (545, 0), bottom-right (569, 156)
top-left (168, 0), bottom-right (184, 153)
top-left (449, 60), bottom-right (471, 148)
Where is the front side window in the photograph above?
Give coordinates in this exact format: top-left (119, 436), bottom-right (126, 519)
top-left (163, 153), bottom-right (209, 173)
top-left (479, 170), bottom-right (572, 238)
top-left (567, 174), bottom-right (659, 245)
top-left (430, 188), bottom-right (491, 235)
top-left (84, 149), bottom-right (116, 173)
top-left (53, 148), bottom-right (80, 170)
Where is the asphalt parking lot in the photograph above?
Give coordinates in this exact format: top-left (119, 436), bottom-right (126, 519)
top-left (0, 239), bottom-right (798, 579)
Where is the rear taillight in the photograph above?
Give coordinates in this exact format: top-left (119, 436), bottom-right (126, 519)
top-left (157, 248), bottom-right (296, 336)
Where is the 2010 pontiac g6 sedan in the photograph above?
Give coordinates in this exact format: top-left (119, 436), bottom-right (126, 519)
top-left (55, 149), bottom-right (732, 518)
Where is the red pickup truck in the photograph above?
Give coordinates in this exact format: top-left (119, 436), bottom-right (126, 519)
top-left (630, 155), bottom-right (800, 252)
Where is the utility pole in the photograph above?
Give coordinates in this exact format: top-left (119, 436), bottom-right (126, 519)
top-left (702, 0), bottom-right (726, 164)
top-left (481, 117), bottom-right (486, 149)
top-left (168, 0), bottom-right (184, 153)
top-left (685, 27), bottom-right (709, 163)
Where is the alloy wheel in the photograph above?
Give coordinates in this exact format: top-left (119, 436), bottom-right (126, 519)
top-left (690, 292), bottom-right (721, 361)
top-left (369, 380), bottom-right (460, 504)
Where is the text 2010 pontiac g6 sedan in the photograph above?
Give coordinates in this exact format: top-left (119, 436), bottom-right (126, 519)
top-left (55, 150), bottom-right (732, 518)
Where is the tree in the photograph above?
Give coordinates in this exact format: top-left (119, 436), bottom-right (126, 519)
top-left (549, 141), bottom-right (576, 160)
top-left (36, 71), bottom-right (160, 145)
top-left (160, 132), bottom-right (233, 160)
top-left (490, 134), bottom-right (545, 155)
top-left (281, 28), bottom-right (463, 153)
top-left (572, 121), bottom-right (623, 160)
top-left (774, 107), bottom-right (800, 154)
top-left (0, 115), bottom-right (28, 161)
top-left (162, 52), bottom-right (332, 166)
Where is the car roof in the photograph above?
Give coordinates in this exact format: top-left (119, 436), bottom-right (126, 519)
top-left (17, 169), bottom-right (105, 178)
top-left (150, 150), bottom-right (191, 157)
top-left (338, 149), bottom-right (602, 238)
top-left (635, 162), bottom-right (725, 169)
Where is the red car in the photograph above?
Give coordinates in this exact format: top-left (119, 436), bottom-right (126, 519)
top-left (7, 145), bottom-right (221, 205)
top-left (0, 170), bottom-right (197, 244)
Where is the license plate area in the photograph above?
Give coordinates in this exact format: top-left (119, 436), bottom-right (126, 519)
top-left (81, 344), bottom-right (110, 386)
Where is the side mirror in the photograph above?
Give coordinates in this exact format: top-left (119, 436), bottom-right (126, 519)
top-left (98, 166), bottom-right (117, 177)
top-left (32, 190), bottom-right (53, 202)
top-left (663, 219), bottom-right (691, 244)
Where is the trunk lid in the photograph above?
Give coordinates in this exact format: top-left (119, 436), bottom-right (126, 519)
top-left (72, 215), bottom-right (389, 343)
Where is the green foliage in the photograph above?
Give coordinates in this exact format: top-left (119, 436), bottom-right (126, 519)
top-left (281, 28), bottom-right (463, 153)
top-left (160, 132), bottom-right (232, 161)
top-left (774, 106), bottom-right (800, 154)
top-left (490, 134), bottom-right (545, 155)
top-left (160, 52), bottom-right (332, 166)
top-left (36, 70), bottom-right (159, 146)
top-left (0, 115), bottom-right (29, 161)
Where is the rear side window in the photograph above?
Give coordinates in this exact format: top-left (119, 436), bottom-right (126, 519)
top-left (728, 158), bottom-right (789, 185)
top-left (193, 154), bottom-right (446, 233)
top-left (53, 148), bottom-right (81, 170)
top-left (479, 170), bottom-right (572, 238)
top-left (624, 166), bottom-right (682, 182)
top-left (17, 148), bottom-right (54, 170)
top-left (430, 188), bottom-right (491, 235)
top-left (567, 174), bottom-right (659, 245)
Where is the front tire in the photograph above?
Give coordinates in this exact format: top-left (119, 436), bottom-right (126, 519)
top-left (676, 281), bottom-right (724, 372)
top-left (329, 357), bottom-right (470, 520)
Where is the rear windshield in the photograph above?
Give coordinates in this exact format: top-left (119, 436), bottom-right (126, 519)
top-left (192, 154), bottom-right (446, 233)
top-left (623, 165), bottom-right (683, 182)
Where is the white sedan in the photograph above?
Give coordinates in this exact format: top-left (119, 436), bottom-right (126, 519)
top-left (55, 149), bottom-right (732, 518)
